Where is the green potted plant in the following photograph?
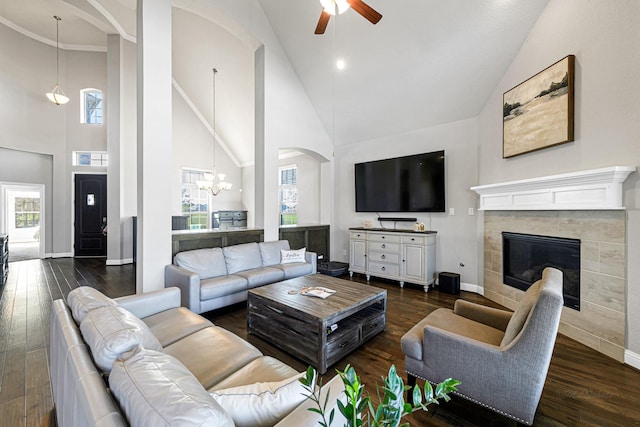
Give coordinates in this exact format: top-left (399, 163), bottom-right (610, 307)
top-left (300, 364), bottom-right (460, 427)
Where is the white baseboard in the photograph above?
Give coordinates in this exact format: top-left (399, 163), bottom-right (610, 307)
top-left (625, 349), bottom-right (640, 370)
top-left (46, 252), bottom-right (73, 259)
top-left (106, 258), bottom-right (134, 266)
top-left (461, 282), bottom-right (483, 295)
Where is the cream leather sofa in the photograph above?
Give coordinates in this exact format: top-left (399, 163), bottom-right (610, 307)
top-left (50, 286), bottom-right (344, 427)
top-left (165, 240), bottom-right (317, 314)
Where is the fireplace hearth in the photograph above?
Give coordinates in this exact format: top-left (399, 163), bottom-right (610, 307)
top-left (502, 232), bottom-right (580, 310)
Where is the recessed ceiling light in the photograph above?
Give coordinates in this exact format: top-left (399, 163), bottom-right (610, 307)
top-left (336, 59), bottom-right (346, 70)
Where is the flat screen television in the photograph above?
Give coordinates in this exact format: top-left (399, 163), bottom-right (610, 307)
top-left (355, 150), bottom-right (445, 213)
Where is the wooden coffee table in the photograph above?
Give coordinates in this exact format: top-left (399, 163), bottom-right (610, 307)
top-left (248, 274), bottom-right (387, 374)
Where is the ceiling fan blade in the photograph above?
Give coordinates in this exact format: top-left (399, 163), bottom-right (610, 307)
top-left (346, 0), bottom-right (382, 25)
top-left (315, 10), bottom-right (331, 34)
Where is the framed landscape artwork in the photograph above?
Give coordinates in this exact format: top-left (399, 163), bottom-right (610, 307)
top-left (503, 55), bottom-right (575, 158)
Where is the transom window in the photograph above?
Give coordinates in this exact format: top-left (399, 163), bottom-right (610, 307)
top-left (279, 165), bottom-right (297, 225)
top-left (73, 151), bottom-right (108, 167)
top-left (181, 169), bottom-right (210, 229)
top-left (81, 88), bottom-right (103, 124)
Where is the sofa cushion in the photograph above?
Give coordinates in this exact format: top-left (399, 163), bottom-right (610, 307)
top-left (209, 356), bottom-right (300, 391)
top-left (235, 267), bottom-right (285, 289)
top-left (259, 240), bottom-right (290, 267)
top-left (276, 262), bottom-right (314, 279)
top-left (280, 248), bottom-right (306, 264)
top-left (223, 243), bottom-right (263, 274)
top-left (67, 286), bottom-right (117, 324)
top-left (200, 275), bottom-right (248, 300)
top-left (210, 372), bottom-right (310, 427)
top-left (109, 346), bottom-right (234, 427)
top-left (501, 279), bottom-right (542, 347)
top-left (164, 326), bottom-right (263, 390)
top-left (401, 308), bottom-right (504, 361)
top-left (80, 305), bottom-right (163, 372)
top-left (174, 248), bottom-right (228, 280)
top-left (142, 307), bottom-right (213, 347)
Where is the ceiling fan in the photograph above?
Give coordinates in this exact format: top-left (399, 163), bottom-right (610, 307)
top-left (315, 0), bottom-right (382, 34)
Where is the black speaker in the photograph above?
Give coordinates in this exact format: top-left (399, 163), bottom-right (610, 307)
top-left (438, 272), bottom-right (460, 295)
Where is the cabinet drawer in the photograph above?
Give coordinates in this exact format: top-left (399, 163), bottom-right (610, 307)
top-left (350, 231), bottom-right (366, 240)
top-left (233, 211), bottom-right (247, 219)
top-left (367, 241), bottom-right (399, 252)
top-left (367, 233), bottom-right (401, 244)
top-left (368, 251), bottom-right (400, 264)
top-left (368, 262), bottom-right (400, 277)
top-left (326, 328), bottom-right (360, 364)
top-left (218, 211), bottom-right (234, 219)
top-left (362, 312), bottom-right (386, 341)
top-left (402, 235), bottom-right (426, 245)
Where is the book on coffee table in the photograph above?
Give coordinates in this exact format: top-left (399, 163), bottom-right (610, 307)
top-left (300, 286), bottom-right (336, 299)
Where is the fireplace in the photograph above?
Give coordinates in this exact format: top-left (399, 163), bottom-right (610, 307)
top-left (502, 232), bottom-right (580, 310)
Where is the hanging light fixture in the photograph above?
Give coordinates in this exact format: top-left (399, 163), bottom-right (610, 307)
top-left (46, 16), bottom-right (69, 105)
top-left (197, 68), bottom-right (232, 196)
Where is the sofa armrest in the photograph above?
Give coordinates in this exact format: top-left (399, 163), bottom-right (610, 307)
top-left (114, 287), bottom-right (181, 319)
top-left (453, 299), bottom-right (512, 331)
top-left (164, 264), bottom-right (202, 313)
top-left (305, 251), bottom-right (317, 274)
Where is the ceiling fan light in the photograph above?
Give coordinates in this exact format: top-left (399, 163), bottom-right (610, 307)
top-left (46, 84), bottom-right (69, 105)
top-left (320, 0), bottom-right (350, 15)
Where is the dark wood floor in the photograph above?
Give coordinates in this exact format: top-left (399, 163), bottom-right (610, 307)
top-left (1, 258), bottom-right (639, 426)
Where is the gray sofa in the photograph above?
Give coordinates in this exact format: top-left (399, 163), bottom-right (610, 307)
top-left (50, 285), bottom-right (345, 427)
top-left (165, 240), bottom-right (317, 313)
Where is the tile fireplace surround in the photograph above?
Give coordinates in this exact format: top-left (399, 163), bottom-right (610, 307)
top-left (473, 166), bottom-right (635, 362)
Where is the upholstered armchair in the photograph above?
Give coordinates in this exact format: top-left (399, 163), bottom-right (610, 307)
top-left (401, 267), bottom-right (564, 426)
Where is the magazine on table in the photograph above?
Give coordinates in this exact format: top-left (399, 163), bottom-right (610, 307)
top-left (300, 286), bottom-right (336, 299)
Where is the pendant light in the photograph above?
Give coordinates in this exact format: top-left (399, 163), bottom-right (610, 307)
top-left (46, 16), bottom-right (69, 106)
top-left (197, 68), bottom-right (232, 196)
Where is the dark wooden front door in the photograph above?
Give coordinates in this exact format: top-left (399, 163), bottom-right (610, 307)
top-left (74, 174), bottom-right (107, 257)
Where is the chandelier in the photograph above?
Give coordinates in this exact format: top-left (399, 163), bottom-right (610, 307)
top-left (45, 16), bottom-right (69, 105)
top-left (197, 68), bottom-right (232, 196)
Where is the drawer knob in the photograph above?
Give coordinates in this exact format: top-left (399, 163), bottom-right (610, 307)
top-left (382, 236), bottom-right (385, 239)
top-left (411, 238), bottom-right (415, 241)
top-left (381, 254), bottom-right (385, 259)
top-left (381, 266), bottom-right (386, 271)
top-left (382, 244), bottom-right (386, 248)
top-left (340, 341), bottom-right (349, 348)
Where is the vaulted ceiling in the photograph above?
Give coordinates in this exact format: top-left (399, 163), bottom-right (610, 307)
top-left (1, 0), bottom-right (550, 165)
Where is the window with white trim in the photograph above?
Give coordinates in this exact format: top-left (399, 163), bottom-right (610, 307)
top-left (81, 88), bottom-right (103, 124)
top-left (181, 169), bottom-right (210, 229)
top-left (73, 151), bottom-right (108, 167)
top-left (279, 165), bottom-right (297, 225)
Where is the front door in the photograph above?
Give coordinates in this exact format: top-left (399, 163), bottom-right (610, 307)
top-left (74, 174), bottom-right (107, 257)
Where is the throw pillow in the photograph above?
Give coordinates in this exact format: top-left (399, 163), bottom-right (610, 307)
top-left (80, 305), bottom-right (163, 372)
top-left (280, 248), bottom-right (306, 264)
top-left (210, 372), bottom-right (312, 427)
top-left (110, 346), bottom-right (234, 427)
top-left (67, 286), bottom-right (117, 324)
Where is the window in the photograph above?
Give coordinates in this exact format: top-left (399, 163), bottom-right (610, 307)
top-left (73, 151), bottom-right (108, 167)
top-left (181, 169), bottom-right (209, 229)
top-left (15, 197), bottom-right (40, 229)
top-left (81, 88), bottom-right (103, 124)
top-left (279, 165), bottom-right (297, 225)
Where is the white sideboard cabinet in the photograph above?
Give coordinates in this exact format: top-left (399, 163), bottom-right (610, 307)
top-left (348, 228), bottom-right (436, 292)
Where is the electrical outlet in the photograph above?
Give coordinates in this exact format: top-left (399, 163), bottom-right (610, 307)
top-left (343, 249), bottom-right (347, 256)
top-left (468, 208), bottom-right (474, 216)
top-left (449, 208), bottom-right (455, 216)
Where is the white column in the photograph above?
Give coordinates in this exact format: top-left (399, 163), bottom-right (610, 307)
top-left (106, 34), bottom-right (122, 265)
top-left (136, 0), bottom-right (172, 292)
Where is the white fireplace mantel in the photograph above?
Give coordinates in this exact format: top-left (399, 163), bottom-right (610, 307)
top-left (471, 166), bottom-right (636, 211)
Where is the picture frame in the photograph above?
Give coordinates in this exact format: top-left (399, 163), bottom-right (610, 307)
top-left (503, 55), bottom-right (575, 158)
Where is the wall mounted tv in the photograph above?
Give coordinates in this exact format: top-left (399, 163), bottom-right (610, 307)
top-left (355, 150), bottom-right (445, 213)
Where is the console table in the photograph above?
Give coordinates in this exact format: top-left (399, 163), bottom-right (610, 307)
top-left (349, 228), bottom-right (436, 292)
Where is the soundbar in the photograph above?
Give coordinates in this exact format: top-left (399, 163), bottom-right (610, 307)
top-left (378, 217), bottom-right (417, 222)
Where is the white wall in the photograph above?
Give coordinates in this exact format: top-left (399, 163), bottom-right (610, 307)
top-left (333, 117), bottom-right (480, 286)
top-left (0, 24), bottom-right (107, 256)
top-left (476, 0), bottom-right (640, 357)
top-left (278, 153), bottom-right (321, 226)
